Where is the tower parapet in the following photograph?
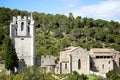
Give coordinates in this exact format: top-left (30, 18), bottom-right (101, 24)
top-left (10, 14), bottom-right (34, 37)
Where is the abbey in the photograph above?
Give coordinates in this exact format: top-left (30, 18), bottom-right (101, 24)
top-left (37, 46), bottom-right (120, 77)
top-left (10, 14), bottom-right (35, 68)
top-left (9, 14), bottom-right (120, 77)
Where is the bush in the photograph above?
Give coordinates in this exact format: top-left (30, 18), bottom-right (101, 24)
top-left (106, 70), bottom-right (120, 80)
top-left (87, 74), bottom-right (102, 80)
top-left (0, 70), bottom-right (9, 80)
top-left (65, 71), bottom-right (87, 80)
top-left (0, 66), bottom-right (55, 80)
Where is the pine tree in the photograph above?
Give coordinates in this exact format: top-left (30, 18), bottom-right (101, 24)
top-left (5, 38), bottom-right (18, 74)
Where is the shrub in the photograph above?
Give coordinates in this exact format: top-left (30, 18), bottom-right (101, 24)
top-left (65, 71), bottom-right (87, 80)
top-left (87, 74), bottom-right (102, 80)
top-left (106, 70), bottom-right (120, 80)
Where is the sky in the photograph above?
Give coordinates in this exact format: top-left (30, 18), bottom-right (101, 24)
top-left (0, 0), bottom-right (120, 22)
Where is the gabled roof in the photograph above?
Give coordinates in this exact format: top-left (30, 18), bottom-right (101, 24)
top-left (60, 46), bottom-right (79, 54)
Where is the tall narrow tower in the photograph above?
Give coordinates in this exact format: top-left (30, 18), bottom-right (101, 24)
top-left (10, 13), bottom-right (35, 67)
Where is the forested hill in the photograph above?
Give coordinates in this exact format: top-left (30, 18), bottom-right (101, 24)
top-left (0, 7), bottom-right (120, 58)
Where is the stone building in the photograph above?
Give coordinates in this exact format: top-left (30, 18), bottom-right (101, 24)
top-left (59, 46), bottom-right (90, 74)
top-left (37, 55), bottom-right (56, 73)
top-left (10, 14), bottom-right (35, 72)
top-left (59, 46), bottom-right (120, 77)
top-left (89, 48), bottom-right (120, 76)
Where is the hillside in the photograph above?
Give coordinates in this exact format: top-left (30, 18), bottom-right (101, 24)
top-left (0, 7), bottom-right (120, 59)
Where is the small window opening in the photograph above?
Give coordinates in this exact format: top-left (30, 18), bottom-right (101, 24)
top-left (78, 59), bottom-right (81, 69)
top-left (65, 63), bottom-right (67, 69)
top-left (102, 64), bottom-right (104, 69)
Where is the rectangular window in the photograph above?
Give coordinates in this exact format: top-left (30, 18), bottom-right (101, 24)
top-left (78, 59), bottom-right (81, 69)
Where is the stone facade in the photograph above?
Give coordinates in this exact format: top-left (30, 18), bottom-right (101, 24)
top-left (89, 48), bottom-right (120, 76)
top-left (59, 46), bottom-right (90, 74)
top-left (58, 47), bottom-right (120, 77)
top-left (10, 14), bottom-right (35, 72)
top-left (37, 55), bottom-right (56, 73)
top-left (37, 47), bottom-right (120, 77)
top-left (70, 47), bottom-right (89, 74)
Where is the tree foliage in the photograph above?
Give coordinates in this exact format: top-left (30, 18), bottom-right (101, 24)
top-left (106, 70), bottom-right (120, 80)
top-left (0, 7), bottom-right (120, 58)
top-left (65, 71), bottom-right (87, 80)
top-left (5, 38), bottom-right (18, 74)
top-left (0, 66), bottom-right (54, 80)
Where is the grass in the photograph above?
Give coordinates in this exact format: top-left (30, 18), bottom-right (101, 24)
top-left (87, 74), bottom-right (102, 80)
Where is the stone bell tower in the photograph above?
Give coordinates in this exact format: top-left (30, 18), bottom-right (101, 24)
top-left (10, 13), bottom-right (35, 67)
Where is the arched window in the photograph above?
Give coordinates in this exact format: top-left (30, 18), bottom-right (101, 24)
top-left (78, 59), bottom-right (81, 69)
top-left (15, 28), bottom-right (17, 36)
top-left (21, 22), bottom-right (24, 31)
top-left (65, 63), bottom-right (67, 69)
top-left (102, 64), bottom-right (104, 69)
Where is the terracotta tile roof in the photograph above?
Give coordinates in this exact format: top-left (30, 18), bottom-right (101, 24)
top-left (90, 48), bottom-right (114, 53)
top-left (60, 46), bottom-right (79, 53)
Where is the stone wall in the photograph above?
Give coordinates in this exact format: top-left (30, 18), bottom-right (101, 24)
top-left (59, 47), bottom-right (90, 74)
top-left (40, 55), bottom-right (56, 66)
top-left (14, 37), bottom-right (34, 66)
top-left (60, 62), bottom-right (70, 74)
top-left (71, 47), bottom-right (90, 74)
top-left (91, 58), bottom-right (113, 74)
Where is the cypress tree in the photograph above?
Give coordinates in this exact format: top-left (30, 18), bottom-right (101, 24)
top-left (5, 38), bottom-right (18, 74)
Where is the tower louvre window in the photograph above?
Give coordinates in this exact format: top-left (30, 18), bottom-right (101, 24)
top-left (21, 22), bottom-right (24, 31)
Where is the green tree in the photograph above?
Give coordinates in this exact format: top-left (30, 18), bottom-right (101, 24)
top-left (68, 13), bottom-right (75, 29)
top-left (87, 18), bottom-right (94, 27)
top-left (106, 70), bottom-right (120, 80)
top-left (5, 38), bottom-right (18, 74)
top-left (60, 38), bottom-right (70, 49)
top-left (94, 19), bottom-right (107, 27)
top-left (12, 66), bottom-right (54, 80)
top-left (94, 30), bottom-right (106, 41)
top-left (115, 36), bottom-right (120, 45)
top-left (74, 16), bottom-right (82, 28)
top-left (71, 28), bottom-right (84, 41)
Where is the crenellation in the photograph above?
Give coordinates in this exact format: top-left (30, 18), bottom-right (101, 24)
top-left (23, 16), bottom-right (27, 20)
top-left (17, 16), bottom-right (21, 20)
top-left (13, 16), bottom-right (17, 23)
